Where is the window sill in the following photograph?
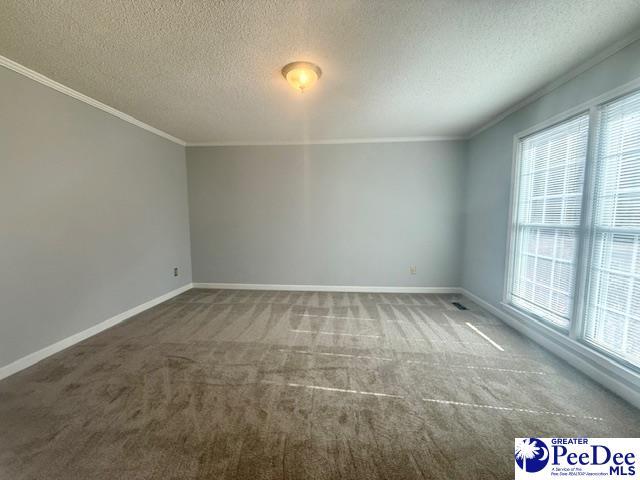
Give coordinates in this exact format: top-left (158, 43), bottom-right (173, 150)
top-left (498, 301), bottom-right (640, 405)
top-left (459, 289), bottom-right (640, 408)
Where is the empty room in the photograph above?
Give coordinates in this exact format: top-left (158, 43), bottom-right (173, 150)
top-left (2, 1), bottom-right (640, 479)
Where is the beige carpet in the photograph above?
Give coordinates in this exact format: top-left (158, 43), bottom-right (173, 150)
top-left (0, 289), bottom-right (638, 479)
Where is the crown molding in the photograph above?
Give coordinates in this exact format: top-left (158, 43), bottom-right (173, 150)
top-left (6, 28), bottom-right (638, 147)
top-left (1, 54), bottom-right (460, 148)
top-left (0, 55), bottom-right (186, 146)
top-left (467, 30), bottom-right (640, 139)
top-left (186, 136), bottom-right (464, 147)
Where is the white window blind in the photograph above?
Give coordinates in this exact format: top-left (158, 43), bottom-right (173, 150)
top-left (584, 90), bottom-right (640, 366)
top-left (510, 114), bottom-right (590, 329)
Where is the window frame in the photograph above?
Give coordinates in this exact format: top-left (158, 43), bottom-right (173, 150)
top-left (504, 109), bottom-right (591, 334)
top-left (503, 77), bottom-right (640, 371)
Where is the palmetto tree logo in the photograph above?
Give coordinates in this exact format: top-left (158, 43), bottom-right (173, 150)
top-left (515, 438), bottom-right (550, 473)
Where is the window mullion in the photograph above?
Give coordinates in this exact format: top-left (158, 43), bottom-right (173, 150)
top-left (570, 105), bottom-right (600, 340)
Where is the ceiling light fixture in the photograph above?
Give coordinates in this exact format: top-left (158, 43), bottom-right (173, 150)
top-left (281, 61), bottom-right (322, 93)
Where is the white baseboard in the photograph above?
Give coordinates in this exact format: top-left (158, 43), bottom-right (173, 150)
top-left (5, 281), bottom-right (637, 409)
top-left (0, 283), bottom-right (193, 381)
top-left (192, 282), bottom-right (463, 294)
top-left (460, 288), bottom-right (640, 410)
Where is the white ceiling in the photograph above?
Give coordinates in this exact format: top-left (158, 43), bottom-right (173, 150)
top-left (2, 1), bottom-right (640, 144)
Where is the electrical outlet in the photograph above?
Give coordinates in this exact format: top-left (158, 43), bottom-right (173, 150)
top-left (410, 265), bottom-right (417, 275)
top-left (173, 267), bottom-right (178, 277)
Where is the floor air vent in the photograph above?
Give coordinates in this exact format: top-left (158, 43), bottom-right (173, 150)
top-left (452, 302), bottom-right (467, 310)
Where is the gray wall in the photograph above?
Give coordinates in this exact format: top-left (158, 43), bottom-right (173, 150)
top-left (187, 142), bottom-right (466, 287)
top-left (0, 66), bottom-right (192, 367)
top-left (461, 38), bottom-right (640, 308)
top-left (8, 35), bottom-right (637, 370)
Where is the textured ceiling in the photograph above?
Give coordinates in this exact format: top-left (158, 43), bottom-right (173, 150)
top-left (2, 1), bottom-right (640, 144)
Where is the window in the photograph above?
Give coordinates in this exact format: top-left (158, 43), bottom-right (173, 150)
top-left (506, 87), bottom-right (640, 370)
top-left (510, 114), bottom-right (589, 329)
top-left (584, 90), bottom-right (640, 366)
